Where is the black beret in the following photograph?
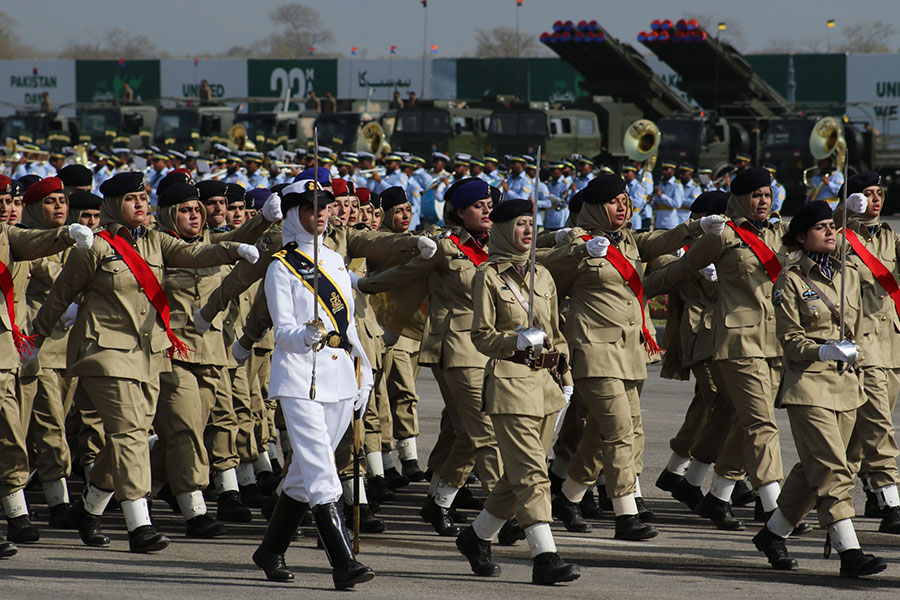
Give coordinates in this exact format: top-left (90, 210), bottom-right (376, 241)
top-left (197, 180), bottom-right (227, 202)
top-left (845, 171), bottom-right (881, 196)
top-left (784, 200), bottom-right (832, 245)
top-left (380, 186), bottom-right (408, 212)
top-left (490, 198), bottom-right (533, 223)
top-left (225, 183), bottom-right (245, 206)
top-left (691, 190), bottom-right (730, 216)
top-left (570, 188), bottom-right (585, 215)
top-left (281, 180), bottom-right (335, 212)
top-left (68, 190), bottom-right (103, 210)
top-left (17, 174), bottom-right (42, 191)
top-left (369, 190), bottom-right (381, 210)
top-left (157, 171), bottom-right (193, 201)
top-left (582, 173), bottom-right (626, 205)
top-left (730, 167), bottom-right (771, 196)
top-left (489, 186), bottom-right (503, 204)
top-left (158, 183), bottom-right (200, 208)
top-left (58, 164), bottom-right (94, 187)
top-left (270, 183), bottom-right (289, 197)
top-left (99, 171), bottom-right (144, 197)
top-left (9, 180), bottom-right (23, 197)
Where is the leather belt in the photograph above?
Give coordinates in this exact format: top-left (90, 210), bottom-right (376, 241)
top-left (507, 349), bottom-right (560, 370)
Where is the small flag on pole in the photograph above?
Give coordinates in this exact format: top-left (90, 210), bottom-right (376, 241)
top-left (517, 0), bottom-right (523, 5)
top-left (118, 58), bottom-right (126, 67)
top-left (390, 45), bottom-right (397, 55)
top-left (193, 58), bottom-right (199, 66)
top-left (351, 47), bottom-right (358, 56)
top-left (430, 44), bottom-right (438, 54)
top-left (717, 22), bottom-right (726, 31)
top-left (308, 46), bottom-right (315, 55)
top-left (826, 19), bottom-right (836, 28)
top-left (421, 0), bottom-right (427, 6)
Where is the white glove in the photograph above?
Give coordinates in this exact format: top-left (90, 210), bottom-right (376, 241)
top-left (261, 193), bottom-right (282, 221)
top-left (417, 236), bottom-right (437, 259)
top-left (193, 308), bottom-right (211, 333)
top-left (847, 192), bottom-right (867, 214)
top-left (818, 341), bottom-right (859, 363)
top-left (554, 227), bottom-right (572, 244)
top-left (63, 303), bottom-right (79, 329)
top-left (585, 236), bottom-right (610, 258)
top-left (354, 385), bottom-right (372, 413)
top-left (232, 340), bottom-right (251, 365)
top-left (237, 244), bottom-right (259, 264)
top-left (700, 214), bottom-right (727, 235)
top-left (303, 322), bottom-right (323, 349)
top-left (348, 271), bottom-right (360, 291)
top-left (675, 247), bottom-right (686, 258)
top-left (699, 264), bottom-right (718, 282)
top-left (67, 223), bottom-right (94, 249)
top-left (562, 385), bottom-right (574, 404)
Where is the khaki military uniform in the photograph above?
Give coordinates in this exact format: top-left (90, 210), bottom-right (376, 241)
top-left (0, 224), bottom-right (75, 497)
top-left (659, 218), bottom-right (789, 488)
top-left (471, 261), bottom-right (570, 528)
top-left (839, 222), bottom-right (900, 489)
top-left (544, 221), bottom-right (700, 498)
top-left (360, 229), bottom-right (502, 492)
top-left (773, 254), bottom-right (865, 526)
top-left (32, 224), bottom-right (242, 501)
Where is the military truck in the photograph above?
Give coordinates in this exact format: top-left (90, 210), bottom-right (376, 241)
top-left (153, 105), bottom-right (235, 152)
top-left (389, 101), bottom-right (492, 158)
top-left (0, 110), bottom-right (78, 149)
top-left (77, 104), bottom-right (157, 148)
top-left (232, 109), bottom-right (318, 152)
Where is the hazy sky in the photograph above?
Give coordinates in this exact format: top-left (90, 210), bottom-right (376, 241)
top-left (8, 0), bottom-right (900, 58)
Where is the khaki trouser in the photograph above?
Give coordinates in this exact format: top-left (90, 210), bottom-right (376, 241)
top-left (377, 348), bottom-right (395, 453)
top-left (484, 413), bottom-right (556, 529)
top-left (363, 365), bottom-right (387, 456)
top-left (778, 405), bottom-right (857, 527)
top-left (848, 366), bottom-right (900, 489)
top-left (206, 369), bottom-right (240, 472)
top-left (247, 349), bottom-right (273, 449)
top-left (433, 366), bottom-right (502, 493)
top-left (0, 370), bottom-right (29, 497)
top-left (426, 407), bottom-right (459, 474)
top-left (712, 357), bottom-right (784, 487)
top-left (567, 378), bottom-right (641, 498)
top-left (151, 362), bottom-right (221, 495)
top-left (385, 346), bottom-right (420, 443)
top-left (67, 378), bottom-right (105, 468)
top-left (26, 367), bottom-right (72, 481)
top-left (670, 361), bottom-right (734, 465)
top-left (80, 376), bottom-right (157, 501)
top-left (552, 388), bottom-right (587, 463)
top-left (230, 366), bottom-right (258, 463)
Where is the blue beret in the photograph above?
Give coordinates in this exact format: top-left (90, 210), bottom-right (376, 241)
top-left (446, 178), bottom-right (489, 209)
top-left (296, 167), bottom-right (332, 185)
top-left (246, 187), bottom-right (270, 210)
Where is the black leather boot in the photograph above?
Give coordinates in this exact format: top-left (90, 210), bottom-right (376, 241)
top-left (497, 518), bottom-right (526, 546)
top-left (313, 502), bottom-right (375, 590)
top-left (217, 490), bottom-right (252, 522)
top-left (864, 489), bottom-right (882, 518)
top-left (6, 515), bottom-right (39, 543)
top-left (455, 525), bottom-right (501, 576)
top-left (69, 500), bottom-right (110, 547)
top-left (343, 501), bottom-right (385, 533)
top-left (696, 494), bottom-right (745, 531)
top-left (752, 527), bottom-right (797, 570)
top-left (367, 475), bottom-right (395, 502)
top-left (0, 540), bottom-right (16, 558)
top-left (672, 480), bottom-right (704, 511)
top-left (451, 486), bottom-right (484, 511)
top-left (552, 495), bottom-right (590, 533)
top-left (614, 514), bottom-right (658, 540)
top-left (579, 488), bottom-right (604, 520)
top-left (879, 505), bottom-right (900, 534)
top-left (256, 471), bottom-right (280, 496)
top-left (128, 524), bottom-right (170, 553)
top-left (655, 469), bottom-right (683, 493)
top-left (48, 503), bottom-right (75, 529)
top-left (731, 478), bottom-right (756, 507)
top-left (252, 493), bottom-right (307, 582)
top-left (636, 497), bottom-right (655, 522)
top-left (839, 548), bottom-right (887, 578)
top-left (186, 514), bottom-right (227, 538)
top-left (420, 497), bottom-right (462, 536)
top-left (532, 552), bottom-right (581, 585)
top-left (755, 498), bottom-right (813, 536)
top-left (384, 467), bottom-right (410, 490)
top-left (401, 459), bottom-right (427, 482)
top-left (240, 484), bottom-right (267, 508)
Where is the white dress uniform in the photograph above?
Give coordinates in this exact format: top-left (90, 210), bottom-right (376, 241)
top-left (265, 210), bottom-right (372, 507)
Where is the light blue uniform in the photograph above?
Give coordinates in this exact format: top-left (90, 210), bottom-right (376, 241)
top-left (809, 170), bottom-right (844, 208)
top-left (626, 177), bottom-right (647, 231)
top-left (351, 172), bottom-right (368, 189)
top-left (640, 169), bottom-right (654, 224)
top-left (246, 171), bottom-right (270, 190)
top-left (529, 176), bottom-right (551, 228)
top-left (771, 178), bottom-right (786, 214)
top-left (505, 171), bottom-right (533, 201)
top-left (653, 175), bottom-right (684, 230)
top-left (145, 166), bottom-right (171, 204)
top-left (571, 172), bottom-right (594, 193)
top-left (366, 174), bottom-right (389, 194)
top-left (406, 176), bottom-right (424, 231)
top-left (678, 179), bottom-right (702, 223)
top-left (222, 170), bottom-right (249, 187)
top-left (94, 165), bottom-right (117, 190)
top-left (543, 176), bottom-right (570, 230)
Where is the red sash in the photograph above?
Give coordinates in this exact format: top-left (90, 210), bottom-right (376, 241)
top-left (0, 259), bottom-right (36, 358)
top-left (97, 229), bottom-right (190, 360)
top-left (581, 235), bottom-right (662, 356)
top-left (844, 228), bottom-right (900, 321)
top-left (448, 233), bottom-right (488, 266)
top-left (726, 221), bottom-right (782, 283)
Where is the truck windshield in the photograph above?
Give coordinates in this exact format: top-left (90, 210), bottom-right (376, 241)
top-left (234, 114), bottom-right (277, 140)
top-left (0, 115), bottom-right (41, 141)
top-left (489, 113), bottom-right (548, 137)
top-left (763, 119), bottom-right (814, 156)
top-left (396, 111), bottom-right (450, 134)
top-left (658, 120), bottom-right (701, 154)
top-left (80, 109), bottom-right (118, 136)
top-left (315, 114), bottom-right (361, 145)
top-left (154, 110), bottom-right (199, 141)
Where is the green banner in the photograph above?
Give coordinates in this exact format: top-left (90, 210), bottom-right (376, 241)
top-left (746, 53), bottom-right (846, 109)
top-left (247, 59), bottom-right (338, 102)
top-left (75, 60), bottom-right (160, 104)
top-left (455, 58), bottom-right (587, 103)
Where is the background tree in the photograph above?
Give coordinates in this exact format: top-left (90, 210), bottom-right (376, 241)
top-left (59, 29), bottom-right (164, 59)
top-left (471, 26), bottom-right (550, 58)
top-left (835, 21), bottom-right (897, 53)
top-left (265, 3), bottom-right (335, 58)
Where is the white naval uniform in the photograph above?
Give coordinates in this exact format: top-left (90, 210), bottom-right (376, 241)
top-left (265, 212), bottom-right (373, 507)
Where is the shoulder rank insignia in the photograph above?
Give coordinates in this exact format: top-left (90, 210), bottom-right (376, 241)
top-left (772, 288), bottom-right (784, 306)
top-left (801, 289), bottom-right (819, 302)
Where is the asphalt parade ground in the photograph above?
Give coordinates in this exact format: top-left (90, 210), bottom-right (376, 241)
top-left (3, 364), bottom-right (899, 599)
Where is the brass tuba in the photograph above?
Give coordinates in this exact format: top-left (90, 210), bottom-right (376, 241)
top-left (624, 119), bottom-right (660, 172)
top-left (358, 120), bottom-right (391, 157)
top-left (804, 116), bottom-right (846, 201)
top-left (228, 123), bottom-right (257, 151)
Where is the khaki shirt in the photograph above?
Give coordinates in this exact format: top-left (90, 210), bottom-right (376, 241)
top-left (773, 254), bottom-right (864, 411)
top-left (0, 224), bottom-right (74, 371)
top-left (24, 249), bottom-right (71, 373)
top-left (543, 221), bottom-right (700, 381)
top-left (840, 222), bottom-right (900, 369)
top-left (471, 261), bottom-right (571, 417)
top-left (32, 224), bottom-right (242, 382)
top-left (359, 229), bottom-right (488, 369)
top-left (658, 218), bottom-right (789, 361)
